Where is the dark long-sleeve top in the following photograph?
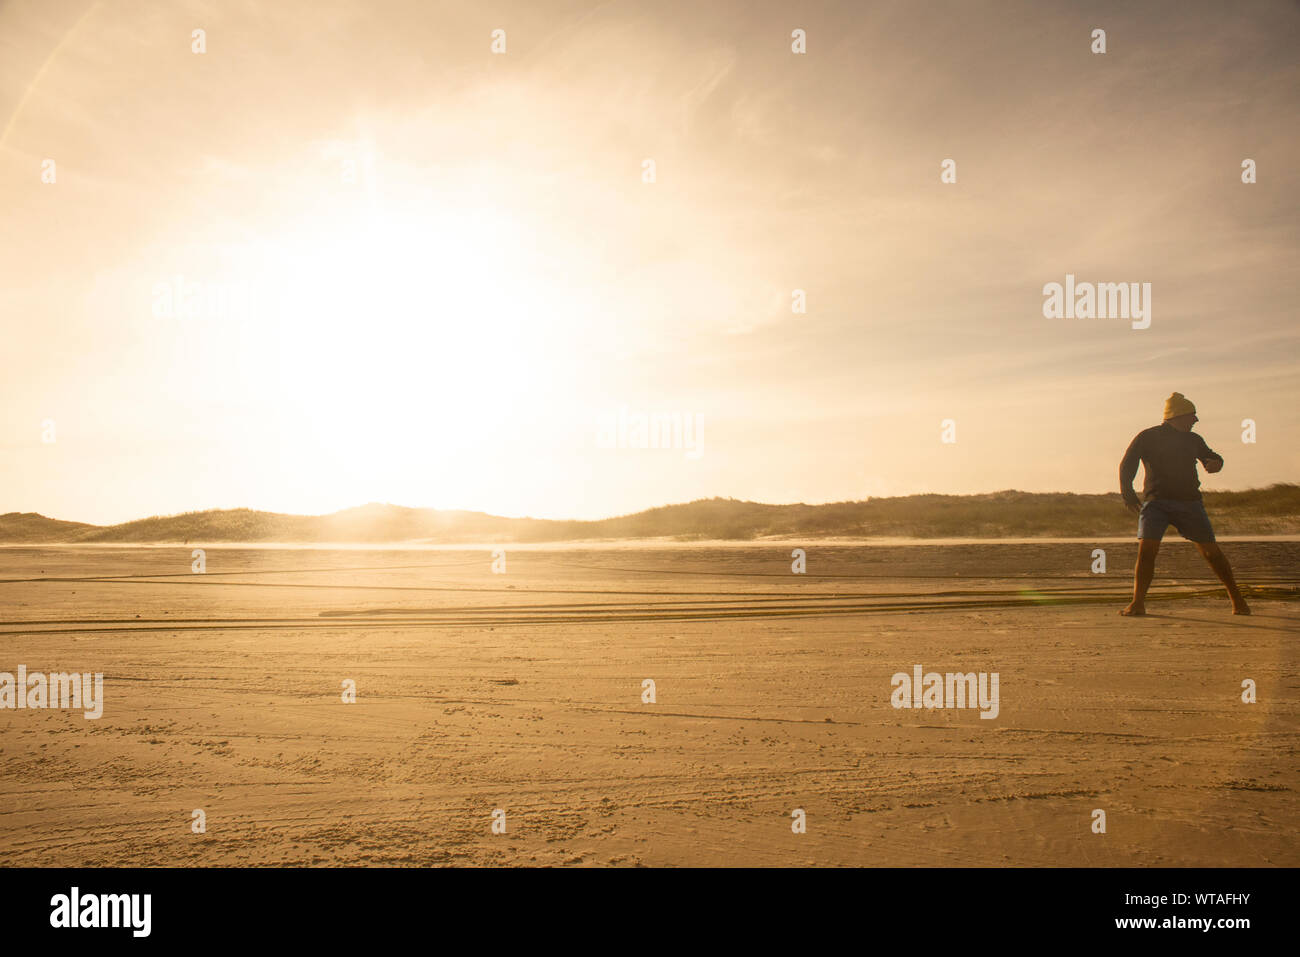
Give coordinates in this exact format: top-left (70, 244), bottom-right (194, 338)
top-left (1119, 423), bottom-right (1223, 506)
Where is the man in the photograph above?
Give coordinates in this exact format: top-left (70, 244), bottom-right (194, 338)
top-left (1118, 392), bottom-right (1250, 616)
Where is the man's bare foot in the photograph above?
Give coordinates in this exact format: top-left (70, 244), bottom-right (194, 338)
top-left (1120, 603), bottom-right (1146, 617)
top-left (1232, 601), bottom-right (1251, 616)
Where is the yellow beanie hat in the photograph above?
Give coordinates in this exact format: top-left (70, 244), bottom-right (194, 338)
top-left (1163, 392), bottom-right (1196, 420)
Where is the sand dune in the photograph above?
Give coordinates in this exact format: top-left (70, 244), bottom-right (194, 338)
top-left (4, 485), bottom-right (1300, 544)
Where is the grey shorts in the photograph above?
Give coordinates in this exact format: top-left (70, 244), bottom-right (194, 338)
top-left (1138, 499), bottom-right (1216, 543)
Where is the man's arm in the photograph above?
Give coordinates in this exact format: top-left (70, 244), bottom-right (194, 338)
top-left (1119, 434), bottom-right (1144, 510)
top-left (1198, 434), bottom-right (1224, 474)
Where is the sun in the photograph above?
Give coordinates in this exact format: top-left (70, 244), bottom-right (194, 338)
top-left (230, 200), bottom-right (563, 508)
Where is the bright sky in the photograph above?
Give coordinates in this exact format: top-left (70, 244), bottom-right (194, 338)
top-left (2, 0), bottom-right (1297, 525)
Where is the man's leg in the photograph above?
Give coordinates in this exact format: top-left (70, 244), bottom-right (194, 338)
top-left (1194, 542), bottom-right (1251, 615)
top-left (1121, 538), bottom-right (1160, 616)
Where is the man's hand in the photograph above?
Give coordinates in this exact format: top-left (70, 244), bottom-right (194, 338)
top-left (1125, 499), bottom-right (1141, 515)
top-left (1202, 456), bottom-right (1224, 474)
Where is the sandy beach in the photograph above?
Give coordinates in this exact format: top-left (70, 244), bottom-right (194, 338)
top-left (1, 541), bottom-right (1295, 867)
